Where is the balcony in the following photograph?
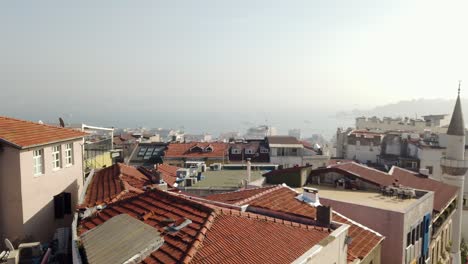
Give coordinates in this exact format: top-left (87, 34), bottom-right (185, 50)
top-left (440, 157), bottom-right (468, 176)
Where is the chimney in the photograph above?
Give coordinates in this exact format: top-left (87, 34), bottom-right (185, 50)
top-left (247, 158), bottom-right (251, 183)
top-left (302, 187), bottom-right (320, 205)
top-left (154, 163), bottom-right (159, 170)
top-left (316, 205), bottom-right (332, 227)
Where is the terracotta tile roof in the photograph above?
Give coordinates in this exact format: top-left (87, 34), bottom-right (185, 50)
top-left (205, 185), bottom-right (384, 262)
top-left (165, 142), bottom-right (229, 158)
top-left (266, 136), bottom-right (302, 145)
top-left (0, 116), bottom-right (87, 148)
top-left (139, 164), bottom-right (180, 188)
top-left (82, 163), bottom-right (150, 207)
top-left (78, 189), bottom-right (331, 264)
top-left (192, 209), bottom-right (329, 264)
top-left (328, 162), bottom-right (459, 212)
top-left (205, 186), bottom-right (279, 205)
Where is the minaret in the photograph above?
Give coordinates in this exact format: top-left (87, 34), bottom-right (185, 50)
top-left (440, 83), bottom-right (467, 264)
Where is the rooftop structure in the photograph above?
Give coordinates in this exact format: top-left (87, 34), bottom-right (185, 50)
top-left (0, 116), bottom-right (87, 148)
top-left (310, 161), bottom-right (461, 264)
top-left (127, 142), bottom-right (167, 167)
top-left (205, 185), bottom-right (384, 263)
top-left (321, 162), bottom-right (458, 212)
top-left (0, 116), bottom-right (86, 244)
top-left (78, 188), bottom-right (335, 264)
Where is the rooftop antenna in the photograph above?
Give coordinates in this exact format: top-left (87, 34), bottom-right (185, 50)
top-left (458, 80), bottom-right (462, 96)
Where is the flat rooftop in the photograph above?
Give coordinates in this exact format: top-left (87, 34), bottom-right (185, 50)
top-left (300, 184), bottom-right (420, 213)
top-left (193, 169), bottom-right (264, 187)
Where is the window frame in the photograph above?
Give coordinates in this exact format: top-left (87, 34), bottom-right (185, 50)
top-left (33, 149), bottom-right (44, 176)
top-left (64, 143), bottom-right (73, 167)
top-left (52, 145), bottom-right (62, 170)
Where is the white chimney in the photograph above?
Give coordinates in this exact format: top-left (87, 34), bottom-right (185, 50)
top-left (302, 187), bottom-right (320, 205)
top-left (419, 168), bottom-right (430, 177)
top-left (247, 158), bottom-right (251, 183)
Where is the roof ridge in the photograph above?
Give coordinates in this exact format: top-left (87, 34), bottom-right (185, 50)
top-left (216, 208), bottom-right (330, 232)
top-left (183, 210), bottom-right (218, 263)
top-left (0, 115), bottom-right (86, 133)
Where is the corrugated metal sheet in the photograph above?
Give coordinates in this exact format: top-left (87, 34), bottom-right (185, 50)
top-left (81, 214), bottom-right (164, 264)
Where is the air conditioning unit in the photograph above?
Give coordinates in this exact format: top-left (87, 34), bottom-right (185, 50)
top-left (176, 169), bottom-right (190, 179)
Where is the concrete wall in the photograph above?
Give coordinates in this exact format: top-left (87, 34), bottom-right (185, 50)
top-left (265, 167), bottom-right (312, 187)
top-left (303, 155), bottom-right (330, 168)
top-left (0, 145), bottom-right (23, 246)
top-left (319, 198), bottom-right (404, 264)
top-left (345, 145), bottom-right (380, 163)
top-left (19, 139), bottom-right (84, 242)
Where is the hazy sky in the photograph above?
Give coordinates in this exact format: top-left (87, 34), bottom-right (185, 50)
top-left (1, 1), bottom-right (468, 133)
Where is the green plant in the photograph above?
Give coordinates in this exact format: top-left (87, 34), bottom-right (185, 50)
top-left (461, 238), bottom-right (468, 264)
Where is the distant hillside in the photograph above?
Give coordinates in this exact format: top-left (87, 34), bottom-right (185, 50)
top-left (334, 98), bottom-right (467, 120)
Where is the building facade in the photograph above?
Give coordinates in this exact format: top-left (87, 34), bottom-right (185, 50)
top-left (0, 117), bottom-right (86, 245)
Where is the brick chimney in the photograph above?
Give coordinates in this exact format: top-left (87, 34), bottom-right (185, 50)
top-left (316, 205), bottom-right (332, 227)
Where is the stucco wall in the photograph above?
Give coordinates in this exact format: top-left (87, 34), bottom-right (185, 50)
top-left (19, 139), bottom-right (84, 242)
top-left (345, 145), bottom-right (380, 163)
top-left (0, 145), bottom-right (23, 246)
top-left (320, 198), bottom-right (404, 264)
top-left (270, 156), bottom-right (303, 168)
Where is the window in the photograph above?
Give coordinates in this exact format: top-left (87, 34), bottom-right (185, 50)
top-left (245, 149), bottom-right (254, 154)
top-left (410, 162), bottom-right (417, 169)
top-left (33, 149), bottom-right (44, 176)
top-left (231, 149), bottom-right (241, 154)
top-left (260, 148), bottom-right (269, 153)
top-left (52, 145), bottom-right (61, 169)
top-left (64, 143), bottom-right (73, 166)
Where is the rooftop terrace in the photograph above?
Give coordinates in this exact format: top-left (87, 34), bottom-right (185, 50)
top-left (301, 184), bottom-right (421, 213)
top-left (192, 170), bottom-right (263, 187)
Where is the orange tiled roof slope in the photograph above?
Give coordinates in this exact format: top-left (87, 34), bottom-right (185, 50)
top-left (78, 189), bottom-right (331, 264)
top-left (165, 142), bottom-right (228, 158)
top-left (0, 116), bottom-right (87, 148)
top-left (328, 162), bottom-right (459, 212)
top-left (205, 185), bottom-right (384, 262)
top-left (156, 163), bottom-right (179, 187)
top-left (82, 163), bottom-right (150, 207)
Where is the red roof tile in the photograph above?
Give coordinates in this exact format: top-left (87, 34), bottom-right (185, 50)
top-left (82, 163), bottom-right (150, 207)
top-left (0, 116), bottom-right (87, 148)
top-left (205, 185), bottom-right (384, 262)
top-left (327, 162), bottom-right (459, 212)
top-left (266, 136), bottom-right (302, 145)
top-left (157, 164), bottom-right (179, 187)
top-left (79, 189), bottom-right (331, 264)
top-left (165, 142), bottom-right (228, 158)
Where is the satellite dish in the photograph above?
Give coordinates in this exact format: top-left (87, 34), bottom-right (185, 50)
top-left (59, 117), bottom-right (65, 128)
top-left (4, 238), bottom-right (14, 251)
